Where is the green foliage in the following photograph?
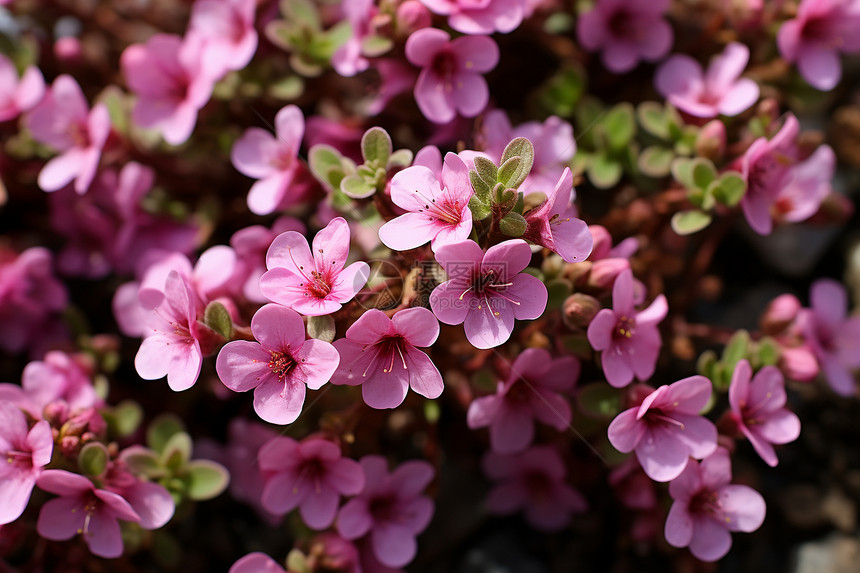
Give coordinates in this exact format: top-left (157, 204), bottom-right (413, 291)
top-left (78, 442), bottom-right (109, 476)
top-left (536, 66), bottom-right (585, 118)
top-left (577, 384), bottom-right (622, 419)
top-left (499, 211), bottom-right (527, 237)
top-left (671, 210), bottom-right (713, 235)
top-left (203, 301), bottom-right (232, 340)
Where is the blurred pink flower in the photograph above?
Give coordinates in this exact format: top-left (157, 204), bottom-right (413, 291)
top-left (420, 0), bottom-right (528, 34)
top-left (121, 34), bottom-right (215, 145)
top-left (467, 348), bottom-right (579, 453)
top-left (798, 279), bottom-right (860, 396)
top-left (609, 457), bottom-right (658, 510)
top-left (332, 0), bottom-right (375, 77)
top-left (773, 144), bottom-right (835, 225)
top-left (22, 350), bottom-right (100, 413)
top-left (36, 470), bottom-right (141, 559)
top-left (777, 0), bottom-right (860, 90)
top-left (187, 0), bottom-right (258, 78)
top-left (728, 360), bottom-right (800, 467)
top-left (588, 224), bottom-right (639, 261)
top-left (365, 59), bottom-right (418, 116)
top-left (337, 456), bottom-right (434, 569)
top-left (231, 105), bottom-right (305, 216)
top-left (331, 307), bottom-right (443, 409)
top-left (260, 217), bottom-right (370, 316)
top-left (655, 42), bottom-right (759, 117)
top-left (379, 152), bottom-right (473, 252)
top-left (665, 448), bottom-right (766, 562)
top-left (102, 463), bottom-right (175, 531)
top-left (229, 218), bottom-right (306, 303)
top-left (0, 53), bottom-right (44, 122)
top-left (259, 436), bottom-right (365, 528)
top-left (478, 109), bottom-right (576, 195)
top-left (483, 445), bottom-right (587, 531)
top-left (405, 28), bottom-right (499, 124)
top-left (26, 75), bottom-right (110, 194)
top-left (523, 168), bottom-right (593, 263)
top-left (577, 0), bottom-right (674, 73)
top-left (229, 552), bottom-right (285, 573)
top-left (587, 268), bottom-right (667, 388)
top-left (0, 401), bottom-right (53, 524)
top-left (607, 376), bottom-right (717, 482)
top-left (429, 239), bottom-right (548, 349)
top-left (216, 304), bottom-right (339, 424)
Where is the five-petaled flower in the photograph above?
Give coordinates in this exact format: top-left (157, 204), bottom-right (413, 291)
top-left (216, 304), bottom-right (340, 424)
top-left (0, 401), bottom-right (53, 525)
top-left (260, 217), bottom-right (370, 316)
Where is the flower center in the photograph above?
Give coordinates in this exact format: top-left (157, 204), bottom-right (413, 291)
top-left (614, 315), bottom-right (636, 340)
top-left (457, 268), bottom-right (521, 319)
top-left (271, 150), bottom-right (294, 172)
top-left (369, 495), bottom-right (396, 521)
top-left (431, 50), bottom-right (458, 91)
top-left (69, 121), bottom-right (90, 147)
top-left (414, 189), bottom-right (462, 225)
top-left (608, 9), bottom-right (643, 39)
top-left (689, 489), bottom-right (722, 519)
top-left (4, 449), bottom-right (32, 469)
top-left (523, 471), bottom-right (551, 498)
top-left (268, 350), bottom-right (296, 379)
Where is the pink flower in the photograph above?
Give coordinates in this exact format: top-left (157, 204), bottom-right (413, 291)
top-left (777, 0), bottom-right (860, 91)
top-left (379, 153), bottom-right (473, 252)
top-left (467, 348), bottom-right (579, 453)
top-left (36, 470), bottom-right (141, 559)
top-left (586, 268), bottom-right (668, 388)
top-left (419, 0), bottom-right (528, 34)
top-left (230, 552), bottom-right (286, 573)
top-left (0, 54), bottom-right (45, 122)
top-left (773, 144), bottom-right (835, 225)
top-left (22, 351), bottom-right (100, 413)
top-left (259, 437), bottom-right (365, 528)
top-left (0, 247), bottom-right (68, 355)
top-left (337, 456), bottom-right (434, 569)
top-left (229, 218), bottom-right (306, 303)
top-left (607, 376), bottom-right (718, 482)
top-left (331, 0), bottom-right (375, 77)
top-left (655, 42), bottom-right (759, 118)
top-left (260, 217), bottom-right (370, 316)
top-left (134, 270), bottom-right (207, 392)
top-left (576, 0), bottom-right (674, 73)
top-left (101, 464), bottom-right (175, 531)
top-left (665, 448), bottom-right (766, 562)
top-left (121, 34), bottom-right (215, 145)
top-left (522, 168), bottom-right (594, 263)
top-left (429, 239), bottom-right (548, 349)
top-left (231, 105), bottom-right (306, 216)
top-left (0, 401), bottom-right (53, 524)
top-left (478, 110), bottom-right (577, 195)
top-left (483, 445), bottom-right (587, 531)
top-left (737, 114), bottom-right (799, 235)
top-left (365, 59), bottom-right (418, 116)
top-left (798, 279), bottom-right (860, 396)
top-left (216, 304), bottom-right (339, 424)
top-left (728, 360), bottom-right (800, 467)
top-left (25, 75), bottom-right (110, 194)
top-left (405, 28), bottom-right (499, 124)
top-left (331, 307), bottom-right (443, 409)
top-left (187, 0), bottom-right (258, 78)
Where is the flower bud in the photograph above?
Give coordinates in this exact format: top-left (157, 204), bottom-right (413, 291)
top-left (562, 293), bottom-right (601, 330)
top-left (760, 293), bottom-right (801, 335)
top-left (54, 36), bottom-right (82, 62)
top-left (695, 119), bottom-right (726, 160)
top-left (779, 345), bottom-right (819, 382)
top-left (586, 257), bottom-right (630, 290)
top-left (396, 1), bottom-right (432, 36)
top-left (588, 225), bottom-right (613, 260)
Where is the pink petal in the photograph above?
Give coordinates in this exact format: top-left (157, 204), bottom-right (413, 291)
top-left (293, 338), bottom-right (339, 390)
top-left (123, 481), bottom-right (174, 529)
top-left (482, 239), bottom-right (533, 278)
top-left (371, 522), bottom-right (417, 568)
top-left (378, 212), bottom-right (439, 251)
top-left (262, 470), bottom-right (308, 514)
top-left (361, 369), bottom-right (410, 409)
top-left (344, 309), bottom-right (393, 344)
top-left (665, 501), bottom-right (694, 548)
top-left (230, 553), bottom-right (285, 573)
top-left (662, 375), bottom-right (713, 414)
top-left (587, 309), bottom-right (618, 352)
top-left (810, 279), bottom-right (847, 327)
top-left (37, 495), bottom-right (84, 540)
top-left (390, 460), bottom-right (434, 498)
top-left (251, 304), bottom-right (306, 352)
top-left (299, 486), bottom-right (340, 530)
top-left (247, 173), bottom-right (291, 216)
top-left (258, 436), bottom-right (299, 472)
top-left (325, 457), bottom-right (366, 496)
top-left (329, 261), bottom-right (370, 305)
top-left (754, 409), bottom-right (801, 445)
top-left (705, 42), bottom-right (749, 93)
top-left (717, 78), bottom-right (759, 117)
top-left (728, 359), bottom-right (751, 415)
top-left (552, 214), bottom-right (593, 263)
top-left (655, 55), bottom-right (704, 100)
top-left (636, 294), bottom-right (668, 325)
top-left (688, 516), bottom-right (732, 562)
top-left (719, 484), bottom-right (766, 532)
top-left (635, 426), bottom-right (695, 482)
top-left (216, 341), bottom-right (270, 392)
top-left (404, 347), bottom-right (443, 399)
top-left (36, 469), bottom-right (93, 496)
top-left (672, 414), bottom-right (718, 460)
top-left (486, 482), bottom-right (528, 514)
top-left (798, 46), bottom-right (841, 90)
top-left (38, 149), bottom-right (85, 192)
top-left (330, 339), bottom-right (377, 386)
top-left (440, 152), bottom-right (472, 201)
top-left (467, 393), bottom-right (501, 429)
top-left (668, 458), bottom-right (702, 500)
top-left (389, 165), bottom-right (441, 211)
top-left (337, 499), bottom-right (373, 539)
top-left (393, 307), bottom-right (440, 347)
top-left (463, 301), bottom-right (515, 349)
top-left (429, 280), bottom-right (472, 325)
top-left (266, 231), bottom-right (313, 273)
top-left (0, 471), bottom-right (36, 525)
top-left (404, 27), bottom-right (450, 67)
top-left (490, 403), bottom-right (534, 453)
top-left (414, 69), bottom-right (455, 124)
top-left (274, 104), bottom-right (304, 153)
top-left (602, 347), bottom-right (635, 388)
top-left (313, 217), bottom-right (351, 271)
top-left (529, 387), bottom-right (572, 430)
top-left (253, 376), bottom-right (306, 424)
top-left (15, 66), bottom-right (46, 113)
top-left (612, 268), bottom-right (635, 314)
top-left (231, 128), bottom-right (279, 178)
top-left (27, 420), bottom-right (54, 468)
top-left (607, 408), bottom-right (645, 453)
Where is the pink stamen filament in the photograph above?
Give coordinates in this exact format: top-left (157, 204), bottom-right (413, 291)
top-left (414, 189), bottom-right (461, 225)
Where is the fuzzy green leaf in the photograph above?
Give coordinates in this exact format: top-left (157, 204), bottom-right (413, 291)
top-left (340, 175), bottom-right (376, 199)
top-left (604, 103), bottom-right (636, 151)
top-left (711, 171), bottom-right (746, 207)
top-left (499, 211), bottom-right (527, 237)
top-left (203, 301), bottom-right (232, 340)
top-left (638, 145), bottom-right (674, 178)
top-left (387, 148), bottom-right (413, 168)
top-left (147, 414), bottom-right (185, 454)
top-left (473, 156), bottom-right (498, 186)
top-left (499, 137), bottom-right (535, 189)
top-left (671, 210), bottom-right (713, 235)
top-left (587, 153), bottom-right (622, 189)
top-left (185, 460), bottom-right (230, 501)
top-left (468, 195), bottom-right (492, 220)
top-left (361, 127), bottom-right (392, 166)
top-left (78, 442), bottom-right (109, 476)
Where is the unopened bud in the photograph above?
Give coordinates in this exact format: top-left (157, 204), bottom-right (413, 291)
top-left (396, 1), bottom-right (432, 36)
top-left (760, 293), bottom-right (801, 335)
top-left (587, 258), bottom-right (630, 290)
top-left (695, 120), bottom-right (726, 160)
top-left (779, 345), bottom-right (819, 382)
top-left (588, 225), bottom-right (612, 260)
top-left (562, 293), bottom-right (601, 330)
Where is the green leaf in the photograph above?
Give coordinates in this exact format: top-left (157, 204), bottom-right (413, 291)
top-left (604, 103), bottom-right (636, 151)
top-left (546, 278), bottom-right (573, 310)
top-left (78, 442), bottom-right (109, 476)
top-left (723, 330), bottom-right (750, 370)
top-left (637, 101), bottom-right (670, 140)
top-left (499, 137), bottom-right (535, 189)
top-left (307, 315), bottom-right (335, 343)
top-left (469, 170), bottom-right (491, 201)
top-left (497, 156), bottom-right (523, 189)
top-left (282, 0), bottom-right (321, 29)
top-left (499, 211), bottom-right (527, 237)
top-left (537, 66), bottom-right (585, 117)
top-left (340, 175), bottom-right (376, 199)
top-left (267, 75), bottom-right (304, 101)
top-left (711, 171), bottom-right (747, 207)
top-left (692, 159), bottom-right (717, 190)
top-left (586, 153), bottom-right (622, 189)
top-left (671, 210), bottom-right (713, 235)
top-left (697, 349), bottom-right (719, 380)
top-left (473, 156), bottom-right (498, 186)
top-left (160, 432), bottom-right (192, 471)
top-left (387, 148), bottom-right (413, 168)
top-left (111, 400), bottom-right (143, 437)
top-left (468, 195), bottom-right (492, 220)
top-left (122, 447), bottom-right (163, 478)
top-left (147, 414), bottom-right (185, 454)
top-left (360, 34), bottom-right (393, 57)
top-left (361, 127), bottom-right (392, 166)
top-left (309, 144), bottom-right (344, 186)
top-left (671, 157), bottom-right (696, 189)
top-left (185, 460), bottom-right (230, 501)
top-left (638, 145), bottom-right (674, 178)
top-left (757, 337), bottom-right (781, 367)
top-left (203, 301), bottom-right (232, 340)
top-left (317, 21), bottom-right (352, 57)
top-left (577, 384), bottom-right (621, 419)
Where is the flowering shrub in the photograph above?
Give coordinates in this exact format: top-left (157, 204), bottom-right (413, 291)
top-left (1, 0), bottom-right (859, 570)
